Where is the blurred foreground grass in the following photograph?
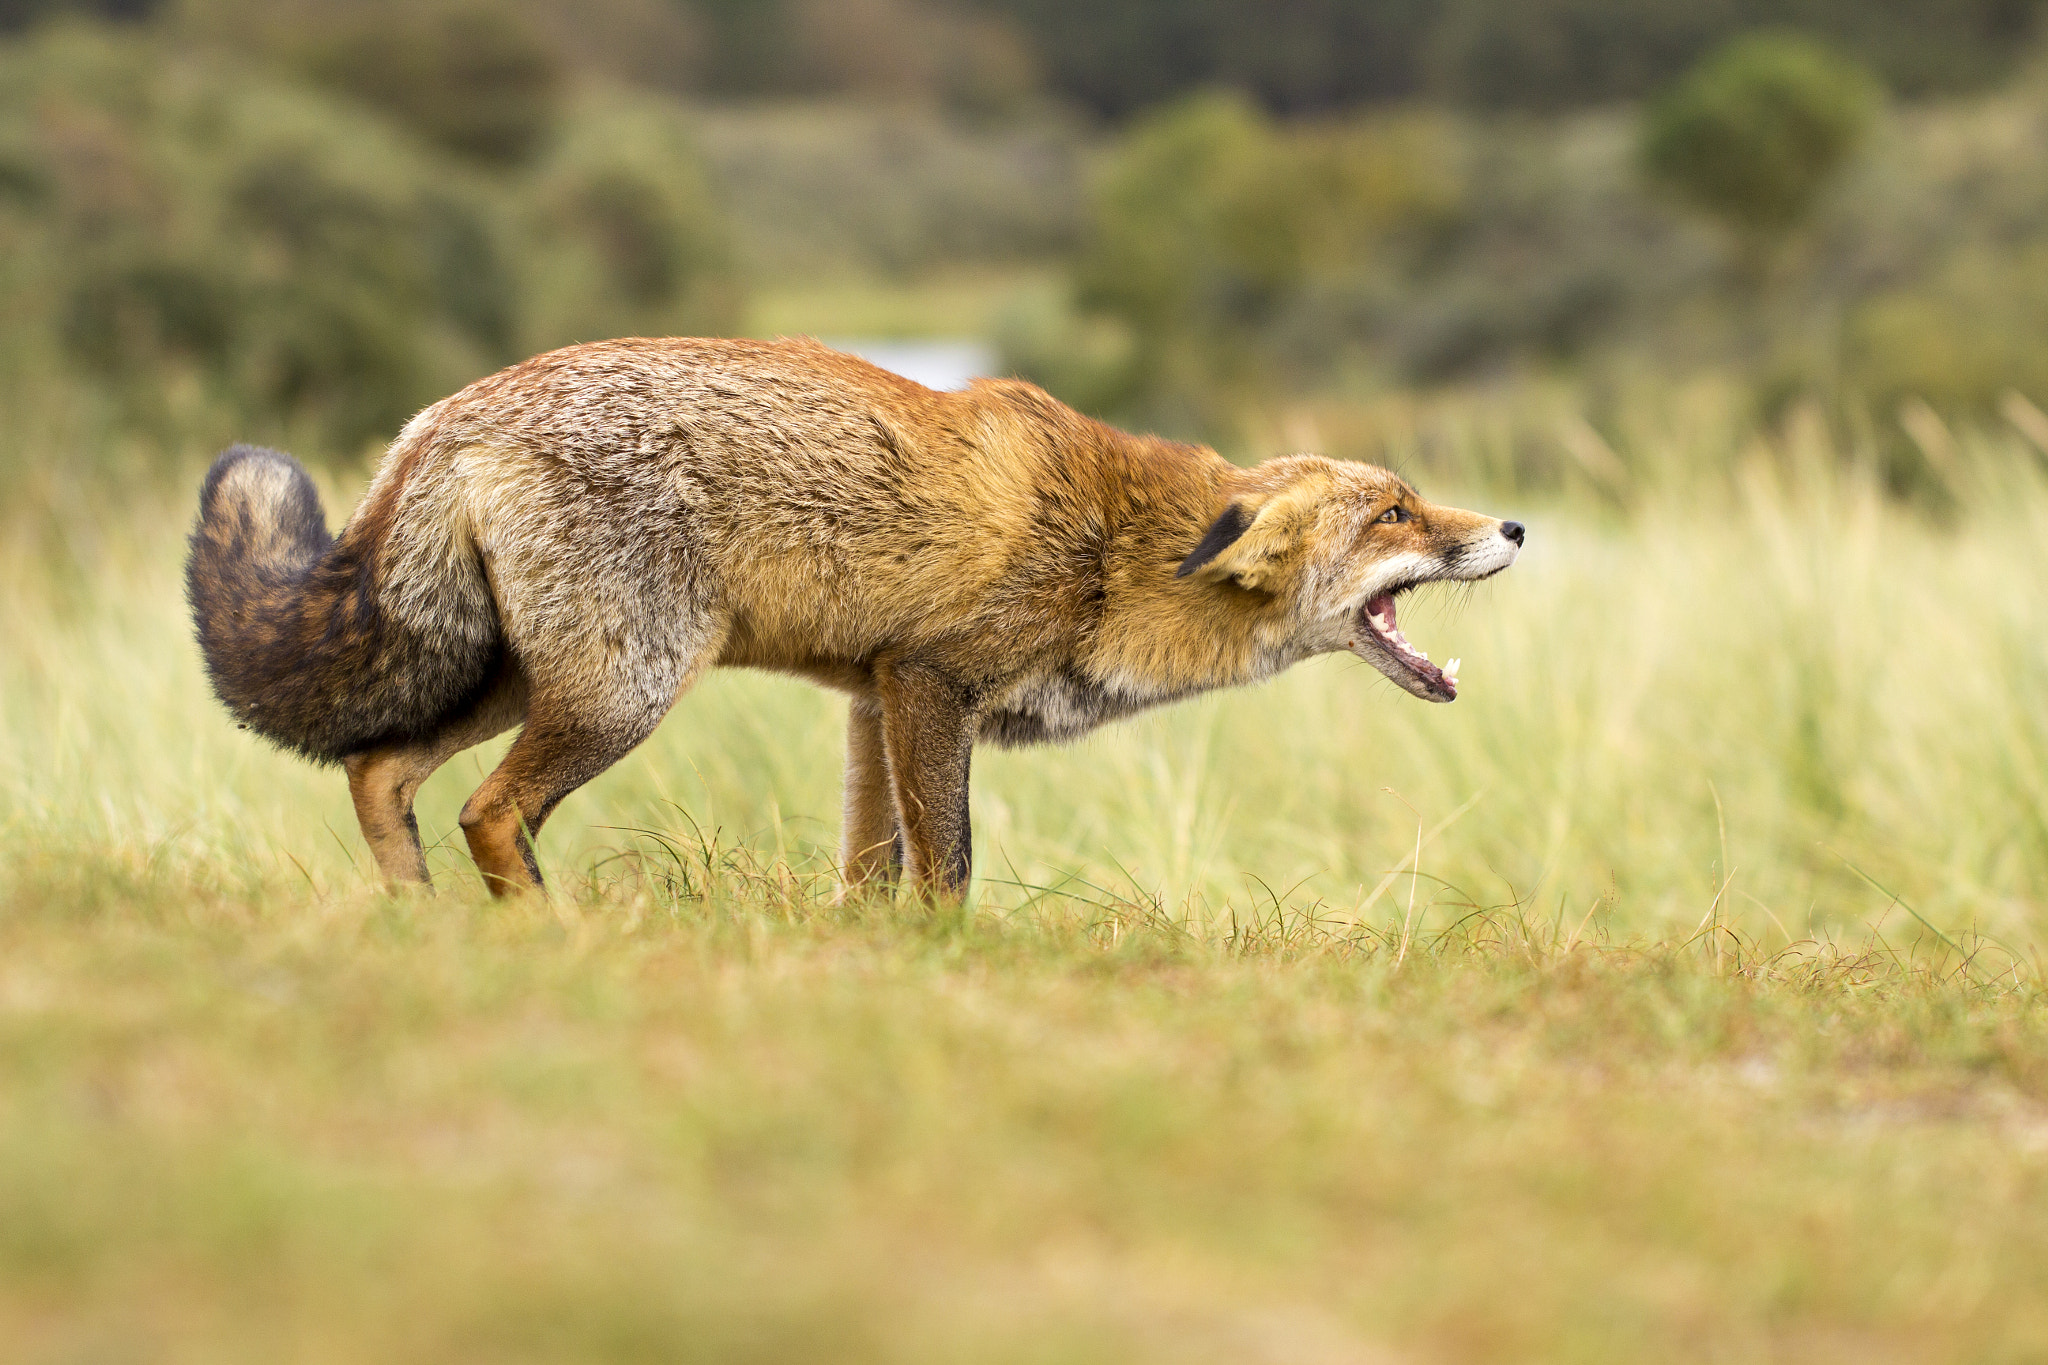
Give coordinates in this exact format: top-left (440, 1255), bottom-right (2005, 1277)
top-left (3, 880), bottom-right (2046, 1364)
top-left (5, 411), bottom-right (2048, 1360)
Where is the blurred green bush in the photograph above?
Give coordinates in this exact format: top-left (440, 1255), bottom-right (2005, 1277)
top-left (1844, 249), bottom-right (2048, 419)
top-left (694, 103), bottom-right (1085, 280)
top-left (1004, 63), bottom-right (2048, 455)
top-left (1022, 94), bottom-right (1461, 431)
top-left (12, 7), bottom-right (2048, 481)
top-left (523, 94), bottom-right (735, 346)
top-left (0, 24), bottom-right (736, 460)
top-left (1642, 33), bottom-right (1879, 254)
top-left (302, 2), bottom-right (564, 166)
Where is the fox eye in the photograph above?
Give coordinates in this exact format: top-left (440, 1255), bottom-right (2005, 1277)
top-left (1377, 506), bottom-right (1409, 525)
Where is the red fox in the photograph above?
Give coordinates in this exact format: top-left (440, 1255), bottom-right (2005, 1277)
top-left (188, 337), bottom-right (1523, 898)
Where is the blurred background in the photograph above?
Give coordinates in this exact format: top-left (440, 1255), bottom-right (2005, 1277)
top-left (5, 0), bottom-right (2048, 479)
top-left (12, 11), bottom-right (2048, 1358)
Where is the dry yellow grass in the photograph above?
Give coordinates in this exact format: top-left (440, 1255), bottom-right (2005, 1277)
top-left (8, 416), bottom-right (2046, 947)
top-left (4, 408), bottom-right (2048, 1361)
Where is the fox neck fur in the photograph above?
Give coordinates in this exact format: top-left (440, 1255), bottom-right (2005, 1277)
top-left (709, 384), bottom-right (1298, 744)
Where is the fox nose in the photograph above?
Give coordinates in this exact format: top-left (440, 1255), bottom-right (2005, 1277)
top-left (1501, 520), bottom-right (1525, 545)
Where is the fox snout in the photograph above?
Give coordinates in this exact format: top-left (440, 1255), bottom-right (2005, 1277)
top-left (1446, 517), bottom-right (1523, 580)
top-left (1343, 499), bottom-right (1523, 704)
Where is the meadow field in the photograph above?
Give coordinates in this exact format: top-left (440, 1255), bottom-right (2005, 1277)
top-left (5, 395), bottom-right (2048, 1362)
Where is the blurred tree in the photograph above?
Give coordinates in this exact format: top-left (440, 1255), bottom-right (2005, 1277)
top-left (679, 0), bottom-right (1040, 114)
top-left (1428, 0), bottom-right (1743, 112)
top-left (1772, 0), bottom-right (2034, 98)
top-left (1641, 33), bottom-right (1878, 257)
top-left (787, 0), bottom-right (941, 101)
top-left (0, 0), bottom-right (156, 30)
top-left (514, 0), bottom-right (703, 94)
top-left (523, 93), bottom-right (738, 350)
top-left (146, 0), bottom-right (2048, 118)
top-left (0, 26), bottom-right (740, 458)
top-left (786, 0), bottom-right (1040, 114)
top-left (969, 0), bottom-right (2031, 117)
top-left (1072, 94), bottom-right (1306, 412)
top-left (305, 3), bottom-right (564, 165)
top-left (1429, 0), bottom-right (2033, 109)
top-left (171, 0), bottom-right (705, 101)
top-left (685, 0), bottom-right (796, 97)
top-left (222, 150), bottom-right (489, 442)
top-left (973, 0), bottom-right (1433, 117)
top-left (1052, 93), bottom-right (1460, 427)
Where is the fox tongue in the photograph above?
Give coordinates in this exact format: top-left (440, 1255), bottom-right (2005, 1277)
top-left (1357, 589), bottom-right (1457, 700)
top-left (1365, 592), bottom-right (1431, 668)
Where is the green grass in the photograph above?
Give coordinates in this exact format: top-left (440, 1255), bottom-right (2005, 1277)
top-left (5, 415), bottom-right (2048, 1361)
top-left (3, 880), bottom-right (2046, 1363)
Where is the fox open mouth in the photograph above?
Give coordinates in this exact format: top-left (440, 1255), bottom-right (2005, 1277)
top-left (1350, 589), bottom-right (1458, 703)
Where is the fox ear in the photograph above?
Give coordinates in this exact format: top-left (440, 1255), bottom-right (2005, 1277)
top-left (1175, 492), bottom-right (1310, 590)
top-left (1175, 503), bottom-right (1253, 579)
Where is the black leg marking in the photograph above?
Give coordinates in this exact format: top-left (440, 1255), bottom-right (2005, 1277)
top-left (945, 761), bottom-right (973, 893)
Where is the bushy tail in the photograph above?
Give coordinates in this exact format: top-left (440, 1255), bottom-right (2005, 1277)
top-left (186, 444), bottom-right (500, 764)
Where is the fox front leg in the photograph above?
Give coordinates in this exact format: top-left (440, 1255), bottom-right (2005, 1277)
top-left (841, 698), bottom-right (903, 892)
top-left (874, 658), bottom-right (977, 900)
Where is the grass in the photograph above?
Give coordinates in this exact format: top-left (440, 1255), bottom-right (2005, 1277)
top-left (10, 417), bottom-right (2046, 944)
top-left (5, 408), bottom-right (2048, 1361)
top-left (3, 879), bottom-right (2046, 1363)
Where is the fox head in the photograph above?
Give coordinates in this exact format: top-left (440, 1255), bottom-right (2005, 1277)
top-left (1176, 456), bottom-right (1523, 702)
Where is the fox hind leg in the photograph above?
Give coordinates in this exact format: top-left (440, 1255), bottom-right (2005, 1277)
top-left (345, 665), bottom-right (530, 888)
top-left (454, 502), bottom-right (722, 897)
top-left (459, 691), bottom-right (687, 895)
top-left (458, 624), bottom-right (715, 897)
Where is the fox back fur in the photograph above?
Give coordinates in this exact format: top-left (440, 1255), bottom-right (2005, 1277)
top-left (189, 337), bottom-right (1523, 897)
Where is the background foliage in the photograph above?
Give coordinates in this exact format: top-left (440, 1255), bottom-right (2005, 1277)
top-left (7, 3), bottom-right (2048, 463)
top-left (19, 0), bottom-right (2037, 112)
top-left (0, 24), bottom-right (733, 455)
top-left (1641, 32), bottom-right (1880, 246)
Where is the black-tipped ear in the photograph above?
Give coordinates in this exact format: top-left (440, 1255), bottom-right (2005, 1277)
top-left (1176, 502), bottom-right (1252, 578)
